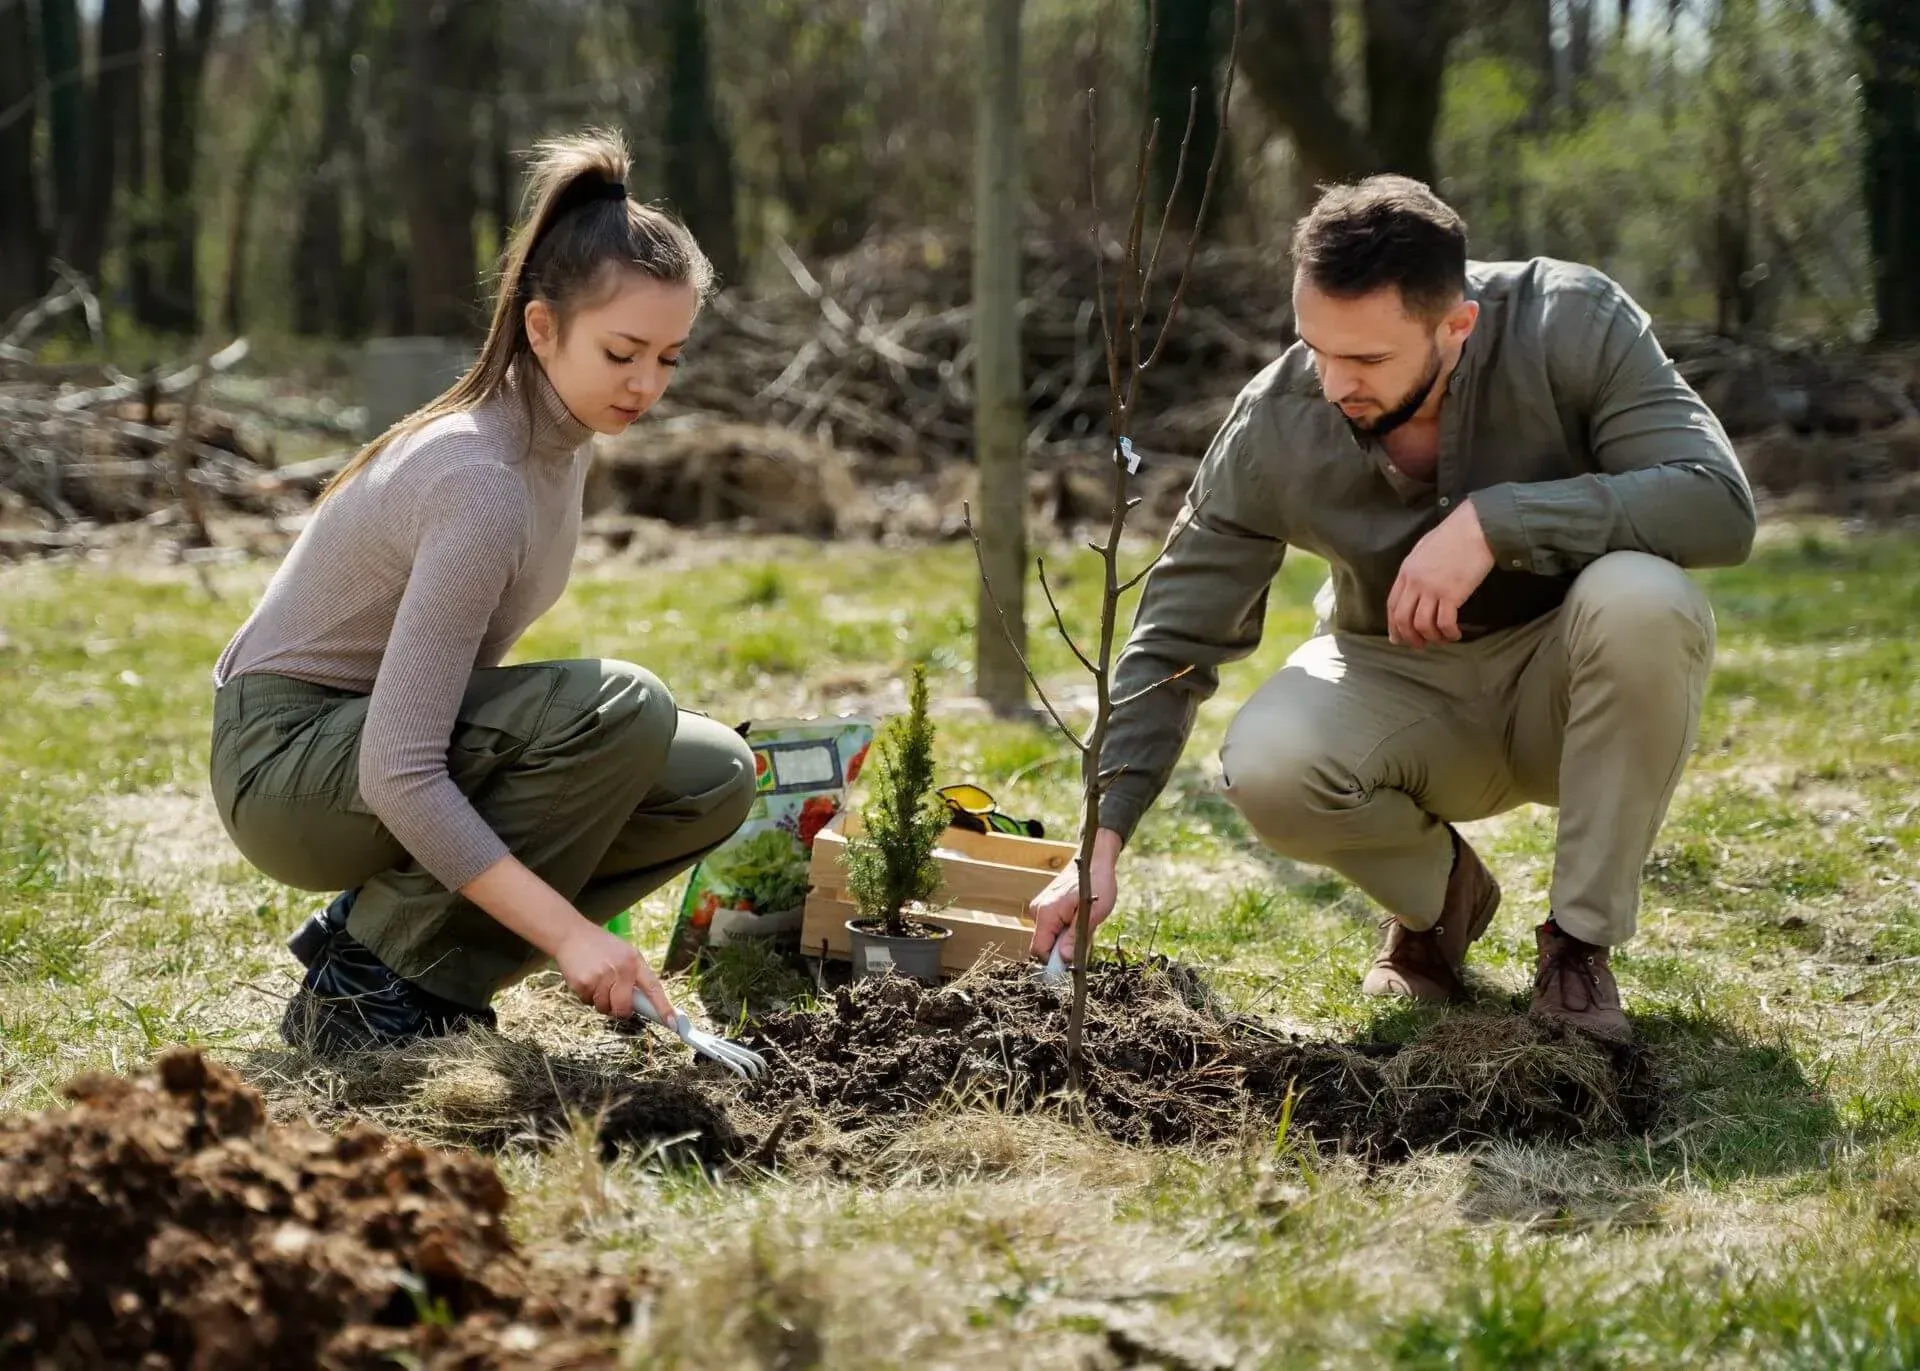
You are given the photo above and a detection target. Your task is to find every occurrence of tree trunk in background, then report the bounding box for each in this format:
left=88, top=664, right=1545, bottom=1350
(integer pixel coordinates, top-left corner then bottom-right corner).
left=973, top=0, right=1028, bottom=715
left=347, top=60, right=411, bottom=339
left=1359, top=0, right=1461, bottom=188
left=487, top=77, right=514, bottom=252
left=1242, top=0, right=1459, bottom=192
left=37, top=0, right=85, bottom=261
left=292, top=0, right=366, bottom=336
left=400, top=0, right=490, bottom=336
left=0, top=0, right=48, bottom=315
left=224, top=14, right=307, bottom=335
left=1567, top=0, right=1595, bottom=119
left=1525, top=0, right=1556, bottom=124
left=1146, top=0, right=1224, bottom=235
left=662, top=0, right=741, bottom=284
left=1707, top=0, right=1761, bottom=336
left=1850, top=0, right=1920, bottom=340
left=1241, top=0, right=1373, bottom=187
left=70, top=0, right=146, bottom=288
left=137, top=0, right=221, bottom=333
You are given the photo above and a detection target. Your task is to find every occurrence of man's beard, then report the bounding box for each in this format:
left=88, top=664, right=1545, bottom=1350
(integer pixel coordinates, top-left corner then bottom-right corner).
left=1341, top=344, right=1443, bottom=440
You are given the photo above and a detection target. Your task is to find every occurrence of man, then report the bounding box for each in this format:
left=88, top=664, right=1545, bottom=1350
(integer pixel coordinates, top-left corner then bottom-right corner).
left=1027, top=176, right=1755, bottom=1041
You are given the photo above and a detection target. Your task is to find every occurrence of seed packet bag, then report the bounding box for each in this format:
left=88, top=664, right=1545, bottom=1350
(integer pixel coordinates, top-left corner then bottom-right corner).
left=658, top=715, right=875, bottom=971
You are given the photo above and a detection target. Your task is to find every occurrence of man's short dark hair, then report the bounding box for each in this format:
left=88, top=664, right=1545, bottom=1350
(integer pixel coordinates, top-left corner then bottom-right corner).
left=1291, top=175, right=1468, bottom=320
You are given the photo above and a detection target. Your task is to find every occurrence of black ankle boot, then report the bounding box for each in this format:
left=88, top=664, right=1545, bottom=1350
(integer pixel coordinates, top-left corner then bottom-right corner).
left=281, top=921, right=497, bottom=1054
left=288, top=887, right=359, bottom=968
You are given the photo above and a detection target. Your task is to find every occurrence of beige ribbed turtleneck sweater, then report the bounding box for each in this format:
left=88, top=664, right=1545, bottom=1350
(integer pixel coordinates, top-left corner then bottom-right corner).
left=213, top=362, right=594, bottom=889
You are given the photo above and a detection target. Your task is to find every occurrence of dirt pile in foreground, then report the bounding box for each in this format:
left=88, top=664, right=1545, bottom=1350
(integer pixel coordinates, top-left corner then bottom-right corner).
left=737, top=960, right=1660, bottom=1159
left=0, top=1049, right=630, bottom=1369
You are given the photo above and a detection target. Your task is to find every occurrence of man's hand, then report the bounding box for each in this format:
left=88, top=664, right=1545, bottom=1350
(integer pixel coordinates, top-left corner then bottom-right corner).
left=1029, top=828, right=1124, bottom=961
left=554, top=922, right=675, bottom=1022
left=1387, top=498, right=1496, bottom=648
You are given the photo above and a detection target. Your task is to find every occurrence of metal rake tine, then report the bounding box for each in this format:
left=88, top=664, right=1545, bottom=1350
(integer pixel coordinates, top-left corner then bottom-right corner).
left=693, top=1031, right=767, bottom=1079
left=687, top=1035, right=751, bottom=1079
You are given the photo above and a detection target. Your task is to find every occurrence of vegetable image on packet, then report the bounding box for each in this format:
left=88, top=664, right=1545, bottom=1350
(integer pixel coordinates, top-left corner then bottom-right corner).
left=659, top=716, right=875, bottom=972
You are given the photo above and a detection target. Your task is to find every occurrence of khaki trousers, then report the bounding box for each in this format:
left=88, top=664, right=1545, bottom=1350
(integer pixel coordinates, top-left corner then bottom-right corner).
left=210, top=660, right=756, bottom=1008
left=1219, top=552, right=1715, bottom=946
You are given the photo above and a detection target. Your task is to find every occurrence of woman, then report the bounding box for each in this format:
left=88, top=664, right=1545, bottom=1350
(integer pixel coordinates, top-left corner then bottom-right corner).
left=210, top=130, right=755, bottom=1054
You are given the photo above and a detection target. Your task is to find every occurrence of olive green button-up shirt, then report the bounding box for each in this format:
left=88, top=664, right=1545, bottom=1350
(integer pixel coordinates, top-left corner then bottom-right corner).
left=1100, top=257, right=1757, bottom=842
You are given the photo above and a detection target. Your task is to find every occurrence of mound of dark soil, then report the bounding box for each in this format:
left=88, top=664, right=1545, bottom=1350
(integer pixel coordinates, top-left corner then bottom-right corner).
left=0, top=1049, right=630, bottom=1369
left=740, top=959, right=1660, bottom=1159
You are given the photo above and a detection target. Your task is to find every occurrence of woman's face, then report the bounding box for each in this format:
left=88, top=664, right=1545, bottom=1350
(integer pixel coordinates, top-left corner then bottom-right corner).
left=526, top=271, right=701, bottom=435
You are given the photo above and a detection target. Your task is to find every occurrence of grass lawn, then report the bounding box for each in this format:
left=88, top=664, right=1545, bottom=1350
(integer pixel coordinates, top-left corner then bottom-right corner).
left=3, top=520, right=1920, bottom=1367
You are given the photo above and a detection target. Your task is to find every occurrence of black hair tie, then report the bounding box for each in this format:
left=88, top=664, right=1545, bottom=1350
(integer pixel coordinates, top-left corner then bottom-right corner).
left=550, top=177, right=628, bottom=224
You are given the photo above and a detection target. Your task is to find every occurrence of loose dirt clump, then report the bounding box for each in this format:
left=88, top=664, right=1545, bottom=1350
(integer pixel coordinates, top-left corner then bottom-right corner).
left=0, top=1049, right=633, bottom=1369
left=742, top=959, right=1660, bottom=1159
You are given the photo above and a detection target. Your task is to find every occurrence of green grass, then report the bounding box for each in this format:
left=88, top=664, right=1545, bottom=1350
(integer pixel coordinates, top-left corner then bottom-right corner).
left=5, top=520, right=1920, bottom=1364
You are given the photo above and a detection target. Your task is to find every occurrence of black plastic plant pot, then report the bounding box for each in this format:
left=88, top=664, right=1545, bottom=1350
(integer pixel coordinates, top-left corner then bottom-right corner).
left=846, top=911, right=952, bottom=983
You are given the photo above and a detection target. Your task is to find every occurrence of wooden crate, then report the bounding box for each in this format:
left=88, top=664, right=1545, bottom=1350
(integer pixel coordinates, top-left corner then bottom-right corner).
left=801, top=811, right=1077, bottom=976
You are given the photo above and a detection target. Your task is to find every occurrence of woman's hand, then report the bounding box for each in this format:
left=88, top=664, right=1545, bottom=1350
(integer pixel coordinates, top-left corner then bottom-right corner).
left=461, top=854, right=675, bottom=1021
left=554, top=922, right=675, bottom=1022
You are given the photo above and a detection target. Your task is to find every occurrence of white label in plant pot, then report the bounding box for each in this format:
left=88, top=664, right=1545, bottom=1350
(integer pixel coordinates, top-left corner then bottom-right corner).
left=863, top=945, right=895, bottom=971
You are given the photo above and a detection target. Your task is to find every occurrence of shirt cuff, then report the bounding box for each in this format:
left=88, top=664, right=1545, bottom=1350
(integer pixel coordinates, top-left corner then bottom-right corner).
left=1097, top=789, right=1149, bottom=845
left=1471, top=484, right=1535, bottom=574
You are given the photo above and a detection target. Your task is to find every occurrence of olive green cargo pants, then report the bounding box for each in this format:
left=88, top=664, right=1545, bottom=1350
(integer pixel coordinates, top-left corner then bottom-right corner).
left=210, top=660, right=756, bottom=1009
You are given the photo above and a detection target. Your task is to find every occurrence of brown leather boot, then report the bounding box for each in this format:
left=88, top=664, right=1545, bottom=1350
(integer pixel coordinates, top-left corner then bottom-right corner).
left=1360, top=830, right=1501, bottom=1002
left=1530, top=920, right=1632, bottom=1041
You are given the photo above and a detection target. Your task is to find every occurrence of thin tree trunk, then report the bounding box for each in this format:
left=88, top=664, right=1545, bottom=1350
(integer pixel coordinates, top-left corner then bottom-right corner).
left=70, top=0, right=146, bottom=288
left=487, top=75, right=514, bottom=251
left=399, top=0, right=490, bottom=336
left=38, top=0, right=85, bottom=259
left=292, top=0, right=366, bottom=336
left=973, top=0, right=1028, bottom=715
left=0, top=0, right=48, bottom=315
left=1525, top=0, right=1555, bottom=127
left=1146, top=0, right=1224, bottom=234
left=346, top=72, right=409, bottom=337
left=1852, top=0, right=1920, bottom=339
left=224, top=17, right=307, bottom=335
left=661, top=0, right=741, bottom=284
left=1567, top=0, right=1595, bottom=119
left=139, top=0, right=222, bottom=333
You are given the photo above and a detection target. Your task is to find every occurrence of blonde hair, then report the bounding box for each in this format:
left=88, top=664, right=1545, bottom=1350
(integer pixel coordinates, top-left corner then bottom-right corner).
left=321, top=128, right=714, bottom=502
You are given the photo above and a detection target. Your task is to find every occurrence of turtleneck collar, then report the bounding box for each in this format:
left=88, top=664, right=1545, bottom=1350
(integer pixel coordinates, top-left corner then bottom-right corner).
left=495, top=357, right=594, bottom=464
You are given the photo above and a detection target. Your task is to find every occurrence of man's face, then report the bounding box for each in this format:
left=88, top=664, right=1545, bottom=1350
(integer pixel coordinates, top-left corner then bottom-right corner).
left=1293, top=279, right=1475, bottom=438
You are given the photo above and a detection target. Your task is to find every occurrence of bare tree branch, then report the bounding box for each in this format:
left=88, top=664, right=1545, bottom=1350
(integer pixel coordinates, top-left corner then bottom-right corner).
left=1143, top=0, right=1243, bottom=372
left=1110, top=665, right=1196, bottom=711
left=1086, top=95, right=1125, bottom=433
left=1037, top=557, right=1098, bottom=676
left=1116, top=481, right=1216, bottom=595
left=962, top=501, right=1089, bottom=752
left=1143, top=88, right=1201, bottom=290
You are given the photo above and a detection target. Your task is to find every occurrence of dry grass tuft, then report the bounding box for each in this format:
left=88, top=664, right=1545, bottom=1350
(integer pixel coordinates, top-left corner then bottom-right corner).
left=1457, top=1142, right=1665, bottom=1231
left=1378, top=1012, right=1657, bottom=1145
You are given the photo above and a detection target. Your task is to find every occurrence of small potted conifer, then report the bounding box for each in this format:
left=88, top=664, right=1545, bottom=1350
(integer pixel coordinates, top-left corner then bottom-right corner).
left=843, top=664, right=952, bottom=982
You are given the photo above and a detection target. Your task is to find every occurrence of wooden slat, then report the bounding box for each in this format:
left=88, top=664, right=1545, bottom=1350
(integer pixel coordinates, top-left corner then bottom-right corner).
left=831, top=811, right=1074, bottom=873
left=801, top=892, right=1035, bottom=974
left=800, top=811, right=1074, bottom=974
